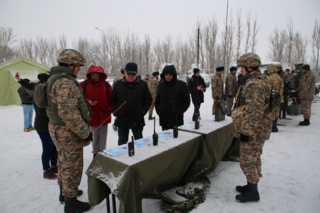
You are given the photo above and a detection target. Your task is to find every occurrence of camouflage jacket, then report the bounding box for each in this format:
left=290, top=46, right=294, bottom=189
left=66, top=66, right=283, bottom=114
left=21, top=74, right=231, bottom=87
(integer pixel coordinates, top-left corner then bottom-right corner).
left=148, top=76, right=158, bottom=100
left=267, top=73, right=284, bottom=103
left=211, top=73, right=223, bottom=99
left=225, top=73, right=237, bottom=97
left=298, top=70, right=316, bottom=100
left=238, top=71, right=273, bottom=142
left=49, top=78, right=90, bottom=140
left=278, top=71, right=290, bottom=82
left=144, top=77, right=150, bottom=83
left=112, top=74, right=124, bottom=89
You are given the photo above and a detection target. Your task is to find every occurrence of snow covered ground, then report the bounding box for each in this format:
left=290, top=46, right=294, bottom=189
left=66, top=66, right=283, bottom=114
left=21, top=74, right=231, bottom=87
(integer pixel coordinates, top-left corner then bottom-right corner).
left=0, top=90, right=320, bottom=213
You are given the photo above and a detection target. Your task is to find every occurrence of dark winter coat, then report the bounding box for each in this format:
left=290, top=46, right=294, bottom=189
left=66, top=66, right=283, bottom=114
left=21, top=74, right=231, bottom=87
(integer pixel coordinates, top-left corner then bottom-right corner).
left=155, top=67, right=190, bottom=129
left=79, top=65, right=112, bottom=127
left=17, top=80, right=34, bottom=105
left=33, top=82, right=50, bottom=132
left=110, top=76, right=152, bottom=129
left=188, top=75, right=206, bottom=104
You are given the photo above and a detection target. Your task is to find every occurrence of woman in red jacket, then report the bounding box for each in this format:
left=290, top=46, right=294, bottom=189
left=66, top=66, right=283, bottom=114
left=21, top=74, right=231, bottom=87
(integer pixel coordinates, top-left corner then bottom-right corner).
left=80, top=65, right=112, bottom=158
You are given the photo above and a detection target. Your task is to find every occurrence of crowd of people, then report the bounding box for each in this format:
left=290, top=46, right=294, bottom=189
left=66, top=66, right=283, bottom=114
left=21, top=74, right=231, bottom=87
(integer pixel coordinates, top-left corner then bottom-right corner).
left=14, top=48, right=317, bottom=212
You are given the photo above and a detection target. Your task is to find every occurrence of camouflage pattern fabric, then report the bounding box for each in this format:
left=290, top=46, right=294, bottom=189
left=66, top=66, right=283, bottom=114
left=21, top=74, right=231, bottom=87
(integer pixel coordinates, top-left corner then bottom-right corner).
left=238, top=71, right=273, bottom=142
left=226, top=96, right=234, bottom=115
left=240, top=140, right=265, bottom=184
left=112, top=74, right=124, bottom=89
left=48, top=77, right=91, bottom=197
left=278, top=71, right=290, bottom=81
left=266, top=64, right=284, bottom=120
left=57, top=49, right=86, bottom=66
left=237, top=53, right=261, bottom=67
left=211, top=73, right=223, bottom=114
left=298, top=70, right=316, bottom=100
left=301, top=99, right=312, bottom=119
left=148, top=76, right=158, bottom=116
left=225, top=73, right=237, bottom=115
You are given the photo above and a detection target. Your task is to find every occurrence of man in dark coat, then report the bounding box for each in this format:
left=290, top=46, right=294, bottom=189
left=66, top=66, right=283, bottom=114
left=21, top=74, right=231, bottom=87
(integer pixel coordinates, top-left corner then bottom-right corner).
left=110, top=62, right=152, bottom=145
left=155, top=65, right=190, bottom=131
left=188, top=68, right=206, bottom=121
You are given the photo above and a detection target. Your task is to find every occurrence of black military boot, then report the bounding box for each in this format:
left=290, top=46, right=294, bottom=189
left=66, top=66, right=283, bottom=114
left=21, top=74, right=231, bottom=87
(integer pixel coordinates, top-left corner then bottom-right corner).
left=59, top=185, right=83, bottom=204
left=272, top=120, right=278, bottom=132
left=282, top=111, right=286, bottom=119
left=235, top=182, right=249, bottom=194
left=64, top=197, right=92, bottom=213
left=236, top=182, right=260, bottom=203
left=299, top=119, right=310, bottom=126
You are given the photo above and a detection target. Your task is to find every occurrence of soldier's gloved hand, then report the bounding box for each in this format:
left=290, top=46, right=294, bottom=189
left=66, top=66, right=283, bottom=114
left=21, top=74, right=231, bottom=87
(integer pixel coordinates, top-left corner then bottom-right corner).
left=84, top=132, right=93, bottom=142
left=240, top=134, right=249, bottom=142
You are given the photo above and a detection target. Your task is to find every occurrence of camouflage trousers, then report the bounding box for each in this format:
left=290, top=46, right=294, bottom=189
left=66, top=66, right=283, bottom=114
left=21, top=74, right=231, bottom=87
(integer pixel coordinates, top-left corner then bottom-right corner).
left=271, top=104, right=280, bottom=120
left=226, top=97, right=234, bottom=115
left=239, top=140, right=265, bottom=184
left=301, top=99, right=312, bottom=119
left=212, top=100, right=216, bottom=115
left=149, top=100, right=155, bottom=116
left=49, top=124, right=84, bottom=197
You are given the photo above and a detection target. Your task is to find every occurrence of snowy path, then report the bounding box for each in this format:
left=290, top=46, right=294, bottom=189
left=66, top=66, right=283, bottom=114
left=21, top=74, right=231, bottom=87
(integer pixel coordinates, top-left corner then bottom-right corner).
left=0, top=92, right=319, bottom=213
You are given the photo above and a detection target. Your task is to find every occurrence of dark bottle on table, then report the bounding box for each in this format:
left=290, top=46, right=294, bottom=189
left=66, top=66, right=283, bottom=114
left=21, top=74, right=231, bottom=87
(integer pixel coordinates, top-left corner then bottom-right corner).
left=195, top=112, right=200, bottom=129
left=128, top=136, right=135, bottom=156
left=153, top=118, right=158, bottom=146
left=173, top=114, right=178, bottom=138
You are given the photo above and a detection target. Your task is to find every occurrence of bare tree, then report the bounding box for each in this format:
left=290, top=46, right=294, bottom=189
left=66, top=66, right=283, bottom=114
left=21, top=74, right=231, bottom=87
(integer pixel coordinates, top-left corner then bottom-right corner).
left=251, top=14, right=260, bottom=53
left=235, top=8, right=243, bottom=61
left=293, top=31, right=308, bottom=64
left=0, top=26, right=16, bottom=62
left=244, top=11, right=251, bottom=53
left=47, top=38, right=58, bottom=67
left=267, top=27, right=287, bottom=63
left=36, top=37, right=49, bottom=65
left=284, top=18, right=295, bottom=69
left=311, top=19, right=320, bottom=73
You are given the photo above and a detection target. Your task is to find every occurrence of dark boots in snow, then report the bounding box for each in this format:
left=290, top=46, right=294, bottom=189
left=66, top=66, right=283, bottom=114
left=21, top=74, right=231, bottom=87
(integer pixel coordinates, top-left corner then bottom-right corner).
left=235, top=182, right=248, bottom=194
left=236, top=182, right=260, bottom=203
left=59, top=185, right=83, bottom=204
left=64, top=197, right=92, bottom=213
left=299, top=119, right=310, bottom=126
left=43, top=168, right=57, bottom=180
left=272, top=120, right=278, bottom=132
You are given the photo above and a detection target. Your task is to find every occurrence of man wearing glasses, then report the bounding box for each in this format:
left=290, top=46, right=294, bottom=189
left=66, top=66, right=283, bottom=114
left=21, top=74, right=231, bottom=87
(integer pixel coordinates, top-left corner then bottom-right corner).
left=110, top=62, right=152, bottom=145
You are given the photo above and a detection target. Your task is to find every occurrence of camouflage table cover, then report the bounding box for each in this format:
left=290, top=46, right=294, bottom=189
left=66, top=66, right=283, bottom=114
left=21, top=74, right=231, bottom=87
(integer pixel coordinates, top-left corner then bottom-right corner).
left=86, top=131, right=211, bottom=213
left=178, top=117, right=240, bottom=172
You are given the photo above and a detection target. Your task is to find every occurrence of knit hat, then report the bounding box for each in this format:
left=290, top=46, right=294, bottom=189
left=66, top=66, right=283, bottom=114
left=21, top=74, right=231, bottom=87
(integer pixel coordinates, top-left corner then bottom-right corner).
left=193, top=68, right=200, bottom=75
left=216, top=65, right=224, bottom=72
left=152, top=71, right=159, bottom=76
left=146, top=73, right=150, bottom=77
left=24, top=78, right=30, bottom=83
left=302, top=64, right=310, bottom=71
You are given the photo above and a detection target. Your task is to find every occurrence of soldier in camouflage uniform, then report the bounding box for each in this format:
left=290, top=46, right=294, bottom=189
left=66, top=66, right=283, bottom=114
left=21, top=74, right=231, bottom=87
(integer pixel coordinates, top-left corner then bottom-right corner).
left=148, top=71, right=159, bottom=120
left=232, top=53, right=272, bottom=203
left=261, top=70, right=268, bottom=80
left=112, top=68, right=125, bottom=131
left=225, top=66, right=237, bottom=116
left=276, top=64, right=290, bottom=118
left=144, top=73, right=150, bottom=83
left=285, top=68, right=291, bottom=77
left=298, top=64, right=316, bottom=126
left=267, top=64, right=284, bottom=132
left=211, top=66, right=224, bottom=114
left=47, top=49, right=93, bottom=213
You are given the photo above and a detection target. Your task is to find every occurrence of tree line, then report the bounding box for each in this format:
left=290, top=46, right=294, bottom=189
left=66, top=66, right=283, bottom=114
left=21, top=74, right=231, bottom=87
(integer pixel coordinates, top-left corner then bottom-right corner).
left=1, top=9, right=319, bottom=79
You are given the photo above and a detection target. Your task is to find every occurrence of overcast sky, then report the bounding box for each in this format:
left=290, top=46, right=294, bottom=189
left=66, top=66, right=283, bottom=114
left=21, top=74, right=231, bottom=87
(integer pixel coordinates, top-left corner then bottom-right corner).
left=1, top=0, right=320, bottom=63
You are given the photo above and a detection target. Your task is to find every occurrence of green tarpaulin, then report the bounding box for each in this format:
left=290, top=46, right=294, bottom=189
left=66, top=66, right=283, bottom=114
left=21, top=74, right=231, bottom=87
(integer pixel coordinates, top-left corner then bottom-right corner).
left=0, top=56, right=49, bottom=106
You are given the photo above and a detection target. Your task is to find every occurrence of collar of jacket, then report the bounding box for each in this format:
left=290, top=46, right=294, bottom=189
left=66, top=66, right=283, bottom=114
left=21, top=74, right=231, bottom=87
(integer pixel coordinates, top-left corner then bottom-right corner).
left=303, top=70, right=310, bottom=75
left=243, top=70, right=260, bottom=80
left=122, top=76, right=140, bottom=87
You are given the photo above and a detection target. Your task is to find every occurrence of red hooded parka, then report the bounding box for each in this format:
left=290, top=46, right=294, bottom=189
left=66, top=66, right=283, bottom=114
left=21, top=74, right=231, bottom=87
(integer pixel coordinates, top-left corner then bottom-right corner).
left=80, top=65, right=112, bottom=127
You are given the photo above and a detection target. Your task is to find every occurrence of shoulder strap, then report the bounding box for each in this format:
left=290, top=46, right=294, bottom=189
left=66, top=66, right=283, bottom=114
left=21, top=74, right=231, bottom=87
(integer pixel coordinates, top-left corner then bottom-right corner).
left=83, top=79, right=88, bottom=94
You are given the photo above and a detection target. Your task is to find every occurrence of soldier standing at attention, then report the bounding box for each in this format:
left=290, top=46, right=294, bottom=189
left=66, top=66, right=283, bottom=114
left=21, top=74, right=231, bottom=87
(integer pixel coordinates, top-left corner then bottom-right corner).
left=148, top=71, right=159, bottom=120
left=111, top=68, right=125, bottom=131
left=225, top=66, right=237, bottom=116
left=211, top=65, right=224, bottom=114
left=47, top=49, right=93, bottom=212
left=266, top=64, right=284, bottom=132
left=233, top=53, right=273, bottom=203
left=298, top=64, right=316, bottom=126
